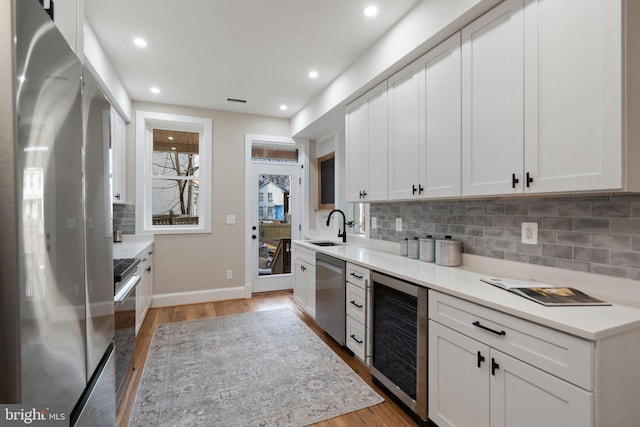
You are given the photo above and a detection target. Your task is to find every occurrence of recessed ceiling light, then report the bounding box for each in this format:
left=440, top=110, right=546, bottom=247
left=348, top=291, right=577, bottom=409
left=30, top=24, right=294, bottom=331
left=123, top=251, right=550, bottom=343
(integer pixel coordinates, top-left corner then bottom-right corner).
left=279, top=104, right=288, bottom=111
left=133, top=37, right=147, bottom=48
left=363, top=5, right=378, bottom=17
left=150, top=86, right=160, bottom=94
left=168, top=136, right=174, bottom=140
left=308, top=70, right=319, bottom=79
left=171, top=147, right=177, bottom=151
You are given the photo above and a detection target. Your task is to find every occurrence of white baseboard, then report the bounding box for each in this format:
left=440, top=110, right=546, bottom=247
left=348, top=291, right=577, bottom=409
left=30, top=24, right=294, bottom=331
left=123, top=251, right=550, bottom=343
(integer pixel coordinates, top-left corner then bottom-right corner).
left=151, top=286, right=248, bottom=308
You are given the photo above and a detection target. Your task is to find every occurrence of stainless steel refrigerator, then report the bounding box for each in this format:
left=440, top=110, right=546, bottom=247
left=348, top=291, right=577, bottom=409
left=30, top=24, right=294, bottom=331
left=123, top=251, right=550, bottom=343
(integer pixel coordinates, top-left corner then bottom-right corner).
left=0, top=0, right=116, bottom=425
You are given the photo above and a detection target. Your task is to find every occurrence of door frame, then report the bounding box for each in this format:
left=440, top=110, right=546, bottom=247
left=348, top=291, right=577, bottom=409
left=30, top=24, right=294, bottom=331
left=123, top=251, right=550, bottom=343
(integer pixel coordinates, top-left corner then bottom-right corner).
left=244, top=134, right=306, bottom=296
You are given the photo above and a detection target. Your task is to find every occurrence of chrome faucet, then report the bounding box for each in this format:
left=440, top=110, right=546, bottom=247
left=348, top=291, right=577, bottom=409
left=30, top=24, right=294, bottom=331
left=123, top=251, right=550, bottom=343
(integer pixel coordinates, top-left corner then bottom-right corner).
left=326, top=209, right=347, bottom=243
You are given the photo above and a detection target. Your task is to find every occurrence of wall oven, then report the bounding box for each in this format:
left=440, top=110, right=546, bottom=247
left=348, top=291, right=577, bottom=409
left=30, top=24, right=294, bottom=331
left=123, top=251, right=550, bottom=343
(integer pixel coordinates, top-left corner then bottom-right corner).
left=113, top=258, right=140, bottom=407
left=370, top=271, right=428, bottom=424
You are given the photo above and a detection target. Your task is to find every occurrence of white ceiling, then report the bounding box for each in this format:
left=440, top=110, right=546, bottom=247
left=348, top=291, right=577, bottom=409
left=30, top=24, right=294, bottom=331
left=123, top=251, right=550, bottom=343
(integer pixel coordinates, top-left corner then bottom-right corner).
left=85, top=0, right=420, bottom=119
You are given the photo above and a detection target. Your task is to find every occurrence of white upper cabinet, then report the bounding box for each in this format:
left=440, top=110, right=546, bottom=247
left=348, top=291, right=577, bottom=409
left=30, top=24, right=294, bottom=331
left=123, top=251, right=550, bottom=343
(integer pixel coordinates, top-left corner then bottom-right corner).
left=111, top=109, right=127, bottom=204
left=523, top=0, right=623, bottom=193
left=420, top=33, right=462, bottom=198
left=387, top=61, right=422, bottom=200
left=463, top=0, right=635, bottom=196
left=345, top=81, right=388, bottom=202
left=461, top=0, right=525, bottom=197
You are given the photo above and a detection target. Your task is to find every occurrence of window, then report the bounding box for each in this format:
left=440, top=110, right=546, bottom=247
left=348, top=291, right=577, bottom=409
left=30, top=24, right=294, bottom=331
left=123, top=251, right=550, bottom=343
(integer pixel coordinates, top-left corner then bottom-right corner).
left=259, top=193, right=264, bottom=202
left=136, top=111, right=212, bottom=234
left=267, top=192, right=273, bottom=202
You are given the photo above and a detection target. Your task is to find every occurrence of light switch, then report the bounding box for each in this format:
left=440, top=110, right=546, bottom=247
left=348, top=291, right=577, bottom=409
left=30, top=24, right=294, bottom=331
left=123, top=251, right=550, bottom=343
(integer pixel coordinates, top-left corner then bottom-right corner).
left=226, top=215, right=236, bottom=225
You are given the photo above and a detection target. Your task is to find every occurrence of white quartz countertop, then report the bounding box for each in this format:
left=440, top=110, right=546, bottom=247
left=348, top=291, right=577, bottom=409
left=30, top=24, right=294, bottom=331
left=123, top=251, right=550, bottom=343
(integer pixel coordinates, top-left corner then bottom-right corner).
left=113, top=234, right=154, bottom=260
left=294, top=240, right=640, bottom=341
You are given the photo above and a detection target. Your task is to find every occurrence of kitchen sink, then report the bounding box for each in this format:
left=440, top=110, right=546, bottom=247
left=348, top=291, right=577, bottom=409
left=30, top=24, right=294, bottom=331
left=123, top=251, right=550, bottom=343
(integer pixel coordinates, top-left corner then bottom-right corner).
left=308, top=241, right=345, bottom=247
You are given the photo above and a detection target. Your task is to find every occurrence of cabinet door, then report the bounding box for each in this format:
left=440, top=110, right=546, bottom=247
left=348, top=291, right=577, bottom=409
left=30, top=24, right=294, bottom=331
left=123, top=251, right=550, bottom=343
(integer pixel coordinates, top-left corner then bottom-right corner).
left=420, top=33, right=462, bottom=198
left=388, top=61, right=422, bottom=200
left=523, top=0, right=622, bottom=193
left=111, top=110, right=127, bottom=203
left=490, top=349, right=593, bottom=427
left=293, top=259, right=306, bottom=307
left=366, top=82, right=388, bottom=201
left=345, top=97, right=369, bottom=202
left=345, top=82, right=388, bottom=202
left=429, top=321, right=490, bottom=427
left=305, top=264, right=316, bottom=318
left=461, top=0, right=524, bottom=196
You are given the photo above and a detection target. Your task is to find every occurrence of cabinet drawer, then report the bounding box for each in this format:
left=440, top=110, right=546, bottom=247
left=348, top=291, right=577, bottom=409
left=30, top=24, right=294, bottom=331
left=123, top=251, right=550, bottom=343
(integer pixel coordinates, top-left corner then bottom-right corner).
left=346, top=262, right=369, bottom=288
left=346, top=282, right=366, bottom=324
left=346, top=315, right=366, bottom=361
left=429, top=290, right=594, bottom=390
left=293, top=245, right=316, bottom=265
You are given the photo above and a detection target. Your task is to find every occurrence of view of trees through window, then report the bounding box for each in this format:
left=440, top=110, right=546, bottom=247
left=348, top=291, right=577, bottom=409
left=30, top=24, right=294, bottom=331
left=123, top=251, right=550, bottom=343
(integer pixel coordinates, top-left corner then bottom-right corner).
left=152, top=129, right=200, bottom=225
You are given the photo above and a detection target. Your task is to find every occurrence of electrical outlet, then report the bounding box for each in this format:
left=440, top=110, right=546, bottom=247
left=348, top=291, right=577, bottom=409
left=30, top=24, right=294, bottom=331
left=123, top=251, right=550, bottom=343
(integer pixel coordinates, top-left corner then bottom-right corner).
left=396, top=218, right=402, bottom=232
left=226, top=270, right=233, bottom=280
left=371, top=217, right=377, bottom=229
left=521, top=222, right=538, bottom=245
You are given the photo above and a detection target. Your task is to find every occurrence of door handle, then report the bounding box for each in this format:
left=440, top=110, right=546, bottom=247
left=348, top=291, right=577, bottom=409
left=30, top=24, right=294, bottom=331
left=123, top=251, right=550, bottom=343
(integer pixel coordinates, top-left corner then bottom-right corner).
left=491, top=358, right=500, bottom=376
left=477, top=351, right=485, bottom=368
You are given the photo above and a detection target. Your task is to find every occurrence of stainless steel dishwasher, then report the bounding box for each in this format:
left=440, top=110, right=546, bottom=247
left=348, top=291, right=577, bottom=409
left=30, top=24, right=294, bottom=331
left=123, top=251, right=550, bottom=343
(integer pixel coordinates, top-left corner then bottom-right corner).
left=315, top=253, right=346, bottom=345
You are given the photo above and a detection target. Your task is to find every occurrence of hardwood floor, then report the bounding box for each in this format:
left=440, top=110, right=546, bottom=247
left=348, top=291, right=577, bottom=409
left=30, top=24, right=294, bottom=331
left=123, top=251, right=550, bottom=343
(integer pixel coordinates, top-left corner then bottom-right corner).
left=116, top=290, right=418, bottom=427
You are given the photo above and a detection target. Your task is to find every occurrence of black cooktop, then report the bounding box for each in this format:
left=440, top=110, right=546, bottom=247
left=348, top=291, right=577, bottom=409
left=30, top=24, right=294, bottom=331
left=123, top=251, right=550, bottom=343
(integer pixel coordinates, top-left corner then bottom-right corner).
left=113, top=258, right=139, bottom=286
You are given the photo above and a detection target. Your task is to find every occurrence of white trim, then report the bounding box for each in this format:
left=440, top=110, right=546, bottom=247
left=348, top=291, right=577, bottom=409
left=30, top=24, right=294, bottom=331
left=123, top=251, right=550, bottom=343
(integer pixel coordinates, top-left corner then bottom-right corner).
left=135, top=110, right=212, bottom=235
left=150, top=286, right=247, bottom=308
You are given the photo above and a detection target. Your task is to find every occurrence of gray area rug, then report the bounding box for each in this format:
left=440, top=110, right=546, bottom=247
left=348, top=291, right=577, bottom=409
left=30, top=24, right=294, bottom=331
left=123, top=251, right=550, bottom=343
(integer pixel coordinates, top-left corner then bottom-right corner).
left=128, top=308, right=383, bottom=426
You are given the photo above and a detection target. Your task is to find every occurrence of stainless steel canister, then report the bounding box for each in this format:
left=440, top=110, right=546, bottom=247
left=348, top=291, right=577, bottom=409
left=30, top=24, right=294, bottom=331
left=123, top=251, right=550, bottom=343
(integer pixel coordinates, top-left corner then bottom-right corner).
left=419, top=235, right=435, bottom=262
left=400, top=238, right=408, bottom=256
left=408, top=237, right=419, bottom=259
left=435, top=236, right=462, bottom=266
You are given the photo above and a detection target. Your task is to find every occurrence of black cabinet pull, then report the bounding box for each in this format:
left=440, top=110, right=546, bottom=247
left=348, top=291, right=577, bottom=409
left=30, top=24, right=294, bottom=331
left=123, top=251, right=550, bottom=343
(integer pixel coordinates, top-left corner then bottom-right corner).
left=146, top=267, right=151, bottom=273
left=491, top=358, right=500, bottom=376
left=477, top=351, right=485, bottom=368
left=350, top=272, right=363, bottom=279
left=359, top=191, right=363, bottom=198
left=252, top=234, right=257, bottom=240
left=412, top=184, right=418, bottom=195
left=301, top=265, right=306, bottom=272
left=350, top=300, right=363, bottom=309
left=350, top=334, right=363, bottom=344
left=526, top=172, right=534, bottom=187
left=362, top=190, right=367, bottom=198
left=418, top=184, right=424, bottom=194
left=511, top=173, right=519, bottom=189
left=473, top=321, right=506, bottom=336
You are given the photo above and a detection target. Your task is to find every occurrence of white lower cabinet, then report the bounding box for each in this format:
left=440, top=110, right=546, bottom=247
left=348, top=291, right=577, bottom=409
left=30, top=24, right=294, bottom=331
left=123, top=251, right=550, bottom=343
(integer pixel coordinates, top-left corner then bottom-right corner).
left=345, top=263, right=371, bottom=365
left=429, top=320, right=592, bottom=427
left=428, top=290, right=594, bottom=427
left=135, top=243, right=154, bottom=335
left=293, top=245, right=316, bottom=318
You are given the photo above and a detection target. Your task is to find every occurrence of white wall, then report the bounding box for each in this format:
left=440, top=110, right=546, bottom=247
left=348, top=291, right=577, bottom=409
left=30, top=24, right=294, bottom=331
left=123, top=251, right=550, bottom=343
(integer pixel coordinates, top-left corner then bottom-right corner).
left=130, top=102, right=290, bottom=297
left=291, top=0, right=502, bottom=139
